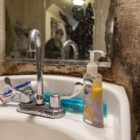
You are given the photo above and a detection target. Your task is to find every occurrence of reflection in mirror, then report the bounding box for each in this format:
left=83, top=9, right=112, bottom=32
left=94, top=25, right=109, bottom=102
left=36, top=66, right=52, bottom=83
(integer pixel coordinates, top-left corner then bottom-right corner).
left=45, top=0, right=94, bottom=60
left=5, top=0, right=45, bottom=59
left=5, top=0, right=115, bottom=64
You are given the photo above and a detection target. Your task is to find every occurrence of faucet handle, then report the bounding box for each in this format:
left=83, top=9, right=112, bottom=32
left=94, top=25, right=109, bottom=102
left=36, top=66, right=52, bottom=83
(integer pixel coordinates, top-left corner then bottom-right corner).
left=49, top=94, right=61, bottom=108
left=4, top=77, right=33, bottom=104
left=21, top=89, right=33, bottom=104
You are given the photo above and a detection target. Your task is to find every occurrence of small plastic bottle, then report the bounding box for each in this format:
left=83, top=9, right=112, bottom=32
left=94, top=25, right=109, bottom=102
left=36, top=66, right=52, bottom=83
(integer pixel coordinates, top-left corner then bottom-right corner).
left=83, top=50, right=103, bottom=127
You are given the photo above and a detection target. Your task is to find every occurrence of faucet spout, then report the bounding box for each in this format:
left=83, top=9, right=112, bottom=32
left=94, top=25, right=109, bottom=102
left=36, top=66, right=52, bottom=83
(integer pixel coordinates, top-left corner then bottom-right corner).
left=29, top=29, right=44, bottom=105
left=61, top=40, right=79, bottom=60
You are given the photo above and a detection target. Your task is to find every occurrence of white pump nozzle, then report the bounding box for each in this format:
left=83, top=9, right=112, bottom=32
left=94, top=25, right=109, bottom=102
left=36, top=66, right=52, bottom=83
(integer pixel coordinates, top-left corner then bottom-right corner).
left=89, top=50, right=95, bottom=63
left=87, top=50, right=106, bottom=74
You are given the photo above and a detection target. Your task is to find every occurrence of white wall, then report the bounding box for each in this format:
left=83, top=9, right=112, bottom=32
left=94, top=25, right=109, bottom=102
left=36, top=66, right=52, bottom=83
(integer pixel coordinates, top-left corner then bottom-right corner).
left=45, top=4, right=68, bottom=43
left=6, top=0, right=45, bottom=41
left=94, top=0, right=110, bottom=52
left=24, top=0, right=45, bottom=39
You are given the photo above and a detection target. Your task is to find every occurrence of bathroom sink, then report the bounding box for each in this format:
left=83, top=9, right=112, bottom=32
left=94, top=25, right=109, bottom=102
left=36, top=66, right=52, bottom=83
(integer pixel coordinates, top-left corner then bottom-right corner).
left=0, top=75, right=131, bottom=140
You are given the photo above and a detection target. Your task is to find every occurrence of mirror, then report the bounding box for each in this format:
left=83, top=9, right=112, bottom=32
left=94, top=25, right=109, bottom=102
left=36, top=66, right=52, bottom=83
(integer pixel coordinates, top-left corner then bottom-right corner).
left=5, top=0, right=115, bottom=65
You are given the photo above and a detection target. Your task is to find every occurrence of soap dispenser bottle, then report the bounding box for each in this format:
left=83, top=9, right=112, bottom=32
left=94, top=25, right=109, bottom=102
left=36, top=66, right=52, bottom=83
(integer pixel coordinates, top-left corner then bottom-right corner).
left=83, top=50, right=104, bottom=127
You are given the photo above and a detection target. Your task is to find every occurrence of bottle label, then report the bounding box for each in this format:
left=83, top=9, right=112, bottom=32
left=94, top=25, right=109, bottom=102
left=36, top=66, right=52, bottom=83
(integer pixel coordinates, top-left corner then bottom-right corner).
left=83, top=78, right=103, bottom=125
left=83, top=78, right=93, bottom=95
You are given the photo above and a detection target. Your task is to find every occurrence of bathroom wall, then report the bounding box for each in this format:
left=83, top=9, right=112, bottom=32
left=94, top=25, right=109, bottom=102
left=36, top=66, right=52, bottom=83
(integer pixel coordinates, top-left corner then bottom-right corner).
left=5, top=0, right=24, bottom=25
left=23, top=0, right=45, bottom=39
left=112, top=0, right=140, bottom=139
left=5, top=0, right=45, bottom=45
left=94, top=0, right=110, bottom=52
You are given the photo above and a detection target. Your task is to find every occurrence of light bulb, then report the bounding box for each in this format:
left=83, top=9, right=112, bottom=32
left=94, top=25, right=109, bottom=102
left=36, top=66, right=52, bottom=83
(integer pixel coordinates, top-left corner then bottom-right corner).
left=73, top=0, right=84, bottom=6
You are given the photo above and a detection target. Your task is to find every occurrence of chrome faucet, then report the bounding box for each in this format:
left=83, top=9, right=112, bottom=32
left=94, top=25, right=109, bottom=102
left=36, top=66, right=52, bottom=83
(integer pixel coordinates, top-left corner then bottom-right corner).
left=16, top=29, right=65, bottom=118
left=7, top=29, right=83, bottom=119
left=61, top=40, right=79, bottom=60
left=28, top=29, right=44, bottom=105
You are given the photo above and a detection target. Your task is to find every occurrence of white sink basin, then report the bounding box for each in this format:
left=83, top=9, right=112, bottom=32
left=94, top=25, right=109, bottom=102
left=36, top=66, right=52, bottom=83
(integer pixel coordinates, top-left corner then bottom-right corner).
left=0, top=75, right=131, bottom=140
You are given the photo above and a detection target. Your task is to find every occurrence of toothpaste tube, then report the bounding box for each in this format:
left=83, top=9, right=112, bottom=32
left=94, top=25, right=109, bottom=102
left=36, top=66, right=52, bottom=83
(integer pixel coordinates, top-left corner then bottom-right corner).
left=0, top=81, right=36, bottom=103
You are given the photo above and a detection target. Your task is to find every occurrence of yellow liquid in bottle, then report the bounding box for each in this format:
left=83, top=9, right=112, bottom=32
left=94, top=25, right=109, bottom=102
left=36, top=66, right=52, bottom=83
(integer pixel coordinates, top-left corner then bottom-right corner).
left=83, top=73, right=103, bottom=127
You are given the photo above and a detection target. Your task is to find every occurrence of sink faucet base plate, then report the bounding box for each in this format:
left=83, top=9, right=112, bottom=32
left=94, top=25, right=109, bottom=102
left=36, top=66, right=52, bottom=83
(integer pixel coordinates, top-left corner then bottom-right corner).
left=17, top=102, right=65, bottom=119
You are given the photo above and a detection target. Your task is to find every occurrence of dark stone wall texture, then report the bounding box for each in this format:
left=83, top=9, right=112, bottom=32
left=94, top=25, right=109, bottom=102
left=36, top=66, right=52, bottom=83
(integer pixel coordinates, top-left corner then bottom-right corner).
left=113, top=0, right=140, bottom=139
